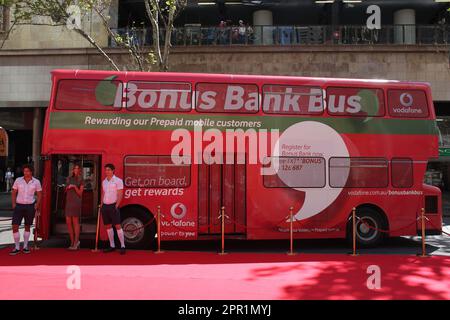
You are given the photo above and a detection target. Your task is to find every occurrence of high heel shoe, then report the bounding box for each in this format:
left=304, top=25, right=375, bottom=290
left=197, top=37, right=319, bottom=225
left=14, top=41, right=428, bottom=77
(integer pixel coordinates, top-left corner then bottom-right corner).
left=69, top=241, right=80, bottom=251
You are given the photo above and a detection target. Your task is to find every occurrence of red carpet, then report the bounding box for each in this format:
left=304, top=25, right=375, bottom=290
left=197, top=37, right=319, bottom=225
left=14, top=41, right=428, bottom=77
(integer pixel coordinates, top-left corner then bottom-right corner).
left=0, top=248, right=449, bottom=300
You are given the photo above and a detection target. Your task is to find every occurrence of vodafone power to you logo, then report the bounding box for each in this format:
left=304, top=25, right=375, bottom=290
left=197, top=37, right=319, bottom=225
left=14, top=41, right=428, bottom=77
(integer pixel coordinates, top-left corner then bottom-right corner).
left=167, top=203, right=196, bottom=237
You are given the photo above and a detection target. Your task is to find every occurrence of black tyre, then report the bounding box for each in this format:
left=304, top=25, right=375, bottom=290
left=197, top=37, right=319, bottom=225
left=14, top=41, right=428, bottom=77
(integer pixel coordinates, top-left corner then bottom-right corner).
left=347, top=207, right=386, bottom=248
left=121, top=207, right=156, bottom=249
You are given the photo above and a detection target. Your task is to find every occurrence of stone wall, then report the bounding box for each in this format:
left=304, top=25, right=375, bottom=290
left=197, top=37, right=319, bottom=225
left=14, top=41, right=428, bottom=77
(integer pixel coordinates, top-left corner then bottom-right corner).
left=0, top=1, right=119, bottom=50
left=168, top=46, right=450, bottom=102
left=0, top=45, right=449, bottom=108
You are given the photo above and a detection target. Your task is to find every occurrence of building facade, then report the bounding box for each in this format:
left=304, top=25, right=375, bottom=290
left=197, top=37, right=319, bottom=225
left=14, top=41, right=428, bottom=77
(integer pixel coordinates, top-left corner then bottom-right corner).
left=1, top=0, right=450, bottom=208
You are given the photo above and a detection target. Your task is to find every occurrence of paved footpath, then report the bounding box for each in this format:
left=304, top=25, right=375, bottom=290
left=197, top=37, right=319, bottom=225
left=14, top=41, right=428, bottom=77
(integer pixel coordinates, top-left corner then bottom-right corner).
left=0, top=192, right=35, bottom=248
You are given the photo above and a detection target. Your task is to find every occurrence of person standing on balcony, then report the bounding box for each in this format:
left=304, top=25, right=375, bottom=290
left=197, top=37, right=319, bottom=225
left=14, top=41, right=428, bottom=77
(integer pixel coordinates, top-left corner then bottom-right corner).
left=238, top=20, right=246, bottom=44
left=246, top=23, right=254, bottom=44
left=218, top=20, right=228, bottom=44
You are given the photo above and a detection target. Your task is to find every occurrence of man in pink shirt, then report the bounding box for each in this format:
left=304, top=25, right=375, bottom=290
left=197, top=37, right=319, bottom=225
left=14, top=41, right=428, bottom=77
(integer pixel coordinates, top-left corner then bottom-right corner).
left=10, top=164, right=42, bottom=255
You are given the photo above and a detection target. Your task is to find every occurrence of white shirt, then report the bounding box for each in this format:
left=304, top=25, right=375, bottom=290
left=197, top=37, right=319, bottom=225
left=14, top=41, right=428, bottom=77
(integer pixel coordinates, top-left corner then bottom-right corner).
left=13, top=177, right=42, bottom=205
left=102, top=175, right=124, bottom=205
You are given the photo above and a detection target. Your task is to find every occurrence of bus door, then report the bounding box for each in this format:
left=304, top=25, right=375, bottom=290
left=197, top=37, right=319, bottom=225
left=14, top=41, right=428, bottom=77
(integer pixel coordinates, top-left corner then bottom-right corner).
left=198, top=154, right=246, bottom=235
left=51, top=154, right=101, bottom=236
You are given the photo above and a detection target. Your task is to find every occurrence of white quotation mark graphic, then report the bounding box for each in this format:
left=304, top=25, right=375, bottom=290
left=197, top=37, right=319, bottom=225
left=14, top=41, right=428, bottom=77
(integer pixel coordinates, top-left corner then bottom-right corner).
left=366, top=5, right=381, bottom=30
left=66, top=5, right=82, bottom=30
left=66, top=265, right=81, bottom=290
left=366, top=265, right=381, bottom=290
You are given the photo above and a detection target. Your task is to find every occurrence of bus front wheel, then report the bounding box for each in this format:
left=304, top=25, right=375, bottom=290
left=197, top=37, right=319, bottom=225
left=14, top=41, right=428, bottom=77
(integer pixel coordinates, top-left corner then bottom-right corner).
left=121, top=207, right=156, bottom=250
left=347, top=207, right=386, bottom=248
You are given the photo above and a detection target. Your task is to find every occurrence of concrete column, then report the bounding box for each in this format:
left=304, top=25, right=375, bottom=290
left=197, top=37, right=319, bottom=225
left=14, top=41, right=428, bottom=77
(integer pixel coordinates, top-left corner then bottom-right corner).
left=108, top=0, right=119, bottom=29
left=394, top=9, right=416, bottom=44
left=331, top=0, right=342, bottom=28
left=253, top=10, right=273, bottom=45
left=331, top=1, right=343, bottom=44
left=104, top=0, right=120, bottom=47
left=32, top=108, right=43, bottom=178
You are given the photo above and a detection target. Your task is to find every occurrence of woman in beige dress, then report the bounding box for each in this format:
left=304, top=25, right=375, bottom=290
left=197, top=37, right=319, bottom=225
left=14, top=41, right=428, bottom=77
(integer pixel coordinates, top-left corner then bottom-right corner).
left=65, top=164, right=84, bottom=250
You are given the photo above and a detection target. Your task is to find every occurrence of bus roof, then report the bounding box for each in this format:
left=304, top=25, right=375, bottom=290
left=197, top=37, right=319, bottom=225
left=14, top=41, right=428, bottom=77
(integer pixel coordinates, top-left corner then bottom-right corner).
left=50, top=69, right=430, bottom=89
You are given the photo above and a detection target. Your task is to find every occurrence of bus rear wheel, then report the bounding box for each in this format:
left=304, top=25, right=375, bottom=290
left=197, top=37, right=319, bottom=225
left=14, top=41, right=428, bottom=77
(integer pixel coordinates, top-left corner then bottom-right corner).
left=121, top=207, right=156, bottom=250
left=347, top=207, right=386, bottom=248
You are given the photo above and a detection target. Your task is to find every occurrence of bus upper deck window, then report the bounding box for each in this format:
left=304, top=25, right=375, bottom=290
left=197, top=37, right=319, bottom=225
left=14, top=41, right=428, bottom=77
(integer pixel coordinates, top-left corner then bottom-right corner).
left=195, top=82, right=259, bottom=113
left=388, top=89, right=429, bottom=118
left=262, top=85, right=323, bottom=115
left=326, top=87, right=385, bottom=117
left=55, top=79, right=123, bottom=110
left=126, top=82, right=192, bottom=112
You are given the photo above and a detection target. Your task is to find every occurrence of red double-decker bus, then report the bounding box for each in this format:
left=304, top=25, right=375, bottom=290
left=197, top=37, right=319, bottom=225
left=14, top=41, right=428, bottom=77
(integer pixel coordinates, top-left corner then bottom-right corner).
left=39, top=69, right=442, bottom=248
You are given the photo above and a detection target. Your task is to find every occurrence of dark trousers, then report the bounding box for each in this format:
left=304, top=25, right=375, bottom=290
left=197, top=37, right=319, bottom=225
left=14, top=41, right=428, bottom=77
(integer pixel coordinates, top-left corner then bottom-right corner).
left=101, top=203, right=121, bottom=225
left=12, top=204, right=35, bottom=226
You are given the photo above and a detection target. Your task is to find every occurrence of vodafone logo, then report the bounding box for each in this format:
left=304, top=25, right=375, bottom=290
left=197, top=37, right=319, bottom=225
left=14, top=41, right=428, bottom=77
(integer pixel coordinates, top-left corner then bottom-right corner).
left=390, top=90, right=427, bottom=116
left=400, top=93, right=414, bottom=107
left=170, top=203, right=187, bottom=220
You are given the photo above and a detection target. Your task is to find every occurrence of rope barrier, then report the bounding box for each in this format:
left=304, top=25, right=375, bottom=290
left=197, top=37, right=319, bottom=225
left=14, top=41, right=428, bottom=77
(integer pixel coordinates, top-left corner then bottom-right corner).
left=124, top=215, right=156, bottom=233
left=356, top=217, right=418, bottom=234
left=136, top=205, right=450, bottom=258
left=439, top=228, right=450, bottom=237
left=1, top=202, right=447, bottom=259
left=17, top=202, right=449, bottom=256
left=355, top=214, right=448, bottom=236
left=427, top=220, right=450, bottom=237
left=216, top=215, right=294, bottom=232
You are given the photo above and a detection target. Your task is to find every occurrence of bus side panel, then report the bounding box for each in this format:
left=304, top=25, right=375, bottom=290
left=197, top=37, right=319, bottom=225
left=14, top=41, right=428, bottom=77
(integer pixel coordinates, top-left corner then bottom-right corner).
left=245, top=132, right=434, bottom=240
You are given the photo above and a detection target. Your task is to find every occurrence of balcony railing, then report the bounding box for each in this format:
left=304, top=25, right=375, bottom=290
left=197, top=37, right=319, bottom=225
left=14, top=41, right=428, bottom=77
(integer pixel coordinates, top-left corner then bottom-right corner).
left=109, top=24, right=450, bottom=47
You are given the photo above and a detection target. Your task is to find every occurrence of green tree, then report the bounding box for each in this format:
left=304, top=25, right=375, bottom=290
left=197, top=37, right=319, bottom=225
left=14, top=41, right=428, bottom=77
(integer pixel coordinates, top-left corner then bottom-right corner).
left=0, top=0, right=186, bottom=71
